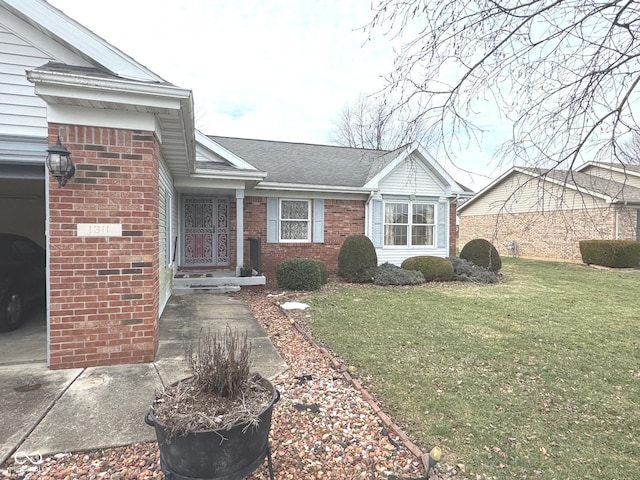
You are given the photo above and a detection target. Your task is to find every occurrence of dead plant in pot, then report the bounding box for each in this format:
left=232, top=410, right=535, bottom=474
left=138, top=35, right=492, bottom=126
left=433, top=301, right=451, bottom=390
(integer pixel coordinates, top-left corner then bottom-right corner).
left=145, top=327, right=280, bottom=480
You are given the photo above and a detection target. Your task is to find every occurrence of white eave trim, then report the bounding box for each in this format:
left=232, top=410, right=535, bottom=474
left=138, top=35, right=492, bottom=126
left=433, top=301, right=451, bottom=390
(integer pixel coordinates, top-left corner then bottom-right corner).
left=190, top=170, right=267, bottom=182
left=254, top=182, right=374, bottom=195
left=26, top=69, right=192, bottom=109
left=195, top=131, right=259, bottom=171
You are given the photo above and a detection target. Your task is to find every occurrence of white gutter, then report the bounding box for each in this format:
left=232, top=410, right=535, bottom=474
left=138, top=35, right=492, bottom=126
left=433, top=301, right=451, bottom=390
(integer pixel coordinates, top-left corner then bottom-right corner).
left=27, top=69, right=192, bottom=104
left=364, top=190, right=376, bottom=239
left=254, top=182, right=372, bottom=195
left=190, top=170, right=267, bottom=181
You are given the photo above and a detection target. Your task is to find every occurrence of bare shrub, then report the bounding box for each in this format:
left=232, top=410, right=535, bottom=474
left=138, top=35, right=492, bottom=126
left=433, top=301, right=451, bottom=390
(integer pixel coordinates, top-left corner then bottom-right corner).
left=186, top=327, right=251, bottom=398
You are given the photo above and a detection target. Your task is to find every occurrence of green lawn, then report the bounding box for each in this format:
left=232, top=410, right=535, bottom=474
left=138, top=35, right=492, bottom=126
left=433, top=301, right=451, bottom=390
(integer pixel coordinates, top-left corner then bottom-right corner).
left=303, top=258, right=640, bottom=479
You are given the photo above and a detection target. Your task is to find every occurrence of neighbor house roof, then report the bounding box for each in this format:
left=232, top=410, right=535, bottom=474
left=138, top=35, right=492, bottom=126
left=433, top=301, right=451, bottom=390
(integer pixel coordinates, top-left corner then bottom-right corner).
left=459, top=166, right=640, bottom=213
left=577, top=161, right=640, bottom=176
left=209, top=136, right=403, bottom=189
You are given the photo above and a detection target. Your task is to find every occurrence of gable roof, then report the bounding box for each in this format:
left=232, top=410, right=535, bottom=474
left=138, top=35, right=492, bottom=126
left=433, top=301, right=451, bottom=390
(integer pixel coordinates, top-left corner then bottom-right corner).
left=210, top=136, right=401, bottom=190
left=209, top=136, right=465, bottom=195
left=576, top=161, right=640, bottom=176
left=1, top=0, right=165, bottom=83
left=3, top=0, right=197, bottom=177
left=458, top=166, right=640, bottom=213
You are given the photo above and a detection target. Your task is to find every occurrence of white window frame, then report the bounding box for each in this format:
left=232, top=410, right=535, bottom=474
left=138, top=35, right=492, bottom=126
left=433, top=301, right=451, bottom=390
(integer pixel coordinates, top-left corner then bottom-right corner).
left=279, top=199, right=311, bottom=243
left=383, top=201, right=435, bottom=247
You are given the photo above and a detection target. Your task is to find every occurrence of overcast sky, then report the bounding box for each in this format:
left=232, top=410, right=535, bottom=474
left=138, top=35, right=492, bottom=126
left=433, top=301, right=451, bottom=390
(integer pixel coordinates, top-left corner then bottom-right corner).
left=48, top=0, right=507, bottom=190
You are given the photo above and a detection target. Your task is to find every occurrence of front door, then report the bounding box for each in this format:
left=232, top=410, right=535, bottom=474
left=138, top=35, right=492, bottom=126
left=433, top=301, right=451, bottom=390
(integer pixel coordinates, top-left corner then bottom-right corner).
left=182, top=197, right=229, bottom=266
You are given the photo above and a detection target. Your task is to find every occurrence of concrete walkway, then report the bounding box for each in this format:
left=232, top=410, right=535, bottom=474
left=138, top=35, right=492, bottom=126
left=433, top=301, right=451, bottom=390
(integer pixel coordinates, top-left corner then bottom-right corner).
left=0, top=294, right=287, bottom=466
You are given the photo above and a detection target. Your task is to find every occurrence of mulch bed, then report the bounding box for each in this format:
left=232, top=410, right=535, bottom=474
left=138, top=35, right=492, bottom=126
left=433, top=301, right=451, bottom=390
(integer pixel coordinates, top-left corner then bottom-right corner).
left=1, top=291, right=461, bottom=480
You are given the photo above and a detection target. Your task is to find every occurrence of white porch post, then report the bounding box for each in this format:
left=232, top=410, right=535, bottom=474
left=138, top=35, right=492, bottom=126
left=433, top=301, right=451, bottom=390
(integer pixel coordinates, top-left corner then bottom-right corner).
left=235, top=189, right=244, bottom=276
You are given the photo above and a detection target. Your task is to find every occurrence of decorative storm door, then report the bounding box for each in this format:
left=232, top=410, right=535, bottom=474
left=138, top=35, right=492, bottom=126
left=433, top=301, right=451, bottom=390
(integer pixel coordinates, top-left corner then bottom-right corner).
left=183, top=197, right=229, bottom=266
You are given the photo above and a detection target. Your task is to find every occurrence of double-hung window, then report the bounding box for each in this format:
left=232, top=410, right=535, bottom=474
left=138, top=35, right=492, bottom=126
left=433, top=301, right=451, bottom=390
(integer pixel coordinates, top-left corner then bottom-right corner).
left=279, top=199, right=311, bottom=242
left=384, top=201, right=435, bottom=246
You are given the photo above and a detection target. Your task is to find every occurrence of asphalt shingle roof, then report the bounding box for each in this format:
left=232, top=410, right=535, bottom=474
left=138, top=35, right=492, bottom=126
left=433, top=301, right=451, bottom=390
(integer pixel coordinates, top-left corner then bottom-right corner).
left=521, top=167, right=640, bottom=203
left=209, top=136, right=404, bottom=188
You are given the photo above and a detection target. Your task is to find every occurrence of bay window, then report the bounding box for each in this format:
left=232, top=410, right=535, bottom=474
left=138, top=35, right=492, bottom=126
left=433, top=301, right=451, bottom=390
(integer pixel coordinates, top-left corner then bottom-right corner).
left=384, top=201, right=435, bottom=246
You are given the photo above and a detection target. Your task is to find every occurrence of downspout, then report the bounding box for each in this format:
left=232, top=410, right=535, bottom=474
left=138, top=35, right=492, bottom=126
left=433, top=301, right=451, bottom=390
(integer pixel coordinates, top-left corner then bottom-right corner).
left=365, top=190, right=375, bottom=237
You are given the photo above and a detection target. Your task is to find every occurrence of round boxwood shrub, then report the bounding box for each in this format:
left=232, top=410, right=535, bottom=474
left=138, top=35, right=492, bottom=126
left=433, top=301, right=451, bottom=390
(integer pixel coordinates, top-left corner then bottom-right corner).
left=308, top=258, right=328, bottom=284
left=276, top=258, right=322, bottom=291
left=401, top=256, right=453, bottom=282
left=372, top=262, right=425, bottom=286
left=338, top=234, right=378, bottom=283
left=459, top=238, right=502, bottom=272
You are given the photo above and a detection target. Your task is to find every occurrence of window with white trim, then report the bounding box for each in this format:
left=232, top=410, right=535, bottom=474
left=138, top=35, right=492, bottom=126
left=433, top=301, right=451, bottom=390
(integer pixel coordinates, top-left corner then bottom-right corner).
left=279, top=199, right=311, bottom=242
left=384, top=201, right=435, bottom=246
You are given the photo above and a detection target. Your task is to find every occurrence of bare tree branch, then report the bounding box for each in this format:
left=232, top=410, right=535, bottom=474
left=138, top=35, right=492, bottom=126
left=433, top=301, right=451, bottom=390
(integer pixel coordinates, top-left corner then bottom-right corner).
left=368, top=0, right=640, bottom=170
left=331, top=92, right=433, bottom=149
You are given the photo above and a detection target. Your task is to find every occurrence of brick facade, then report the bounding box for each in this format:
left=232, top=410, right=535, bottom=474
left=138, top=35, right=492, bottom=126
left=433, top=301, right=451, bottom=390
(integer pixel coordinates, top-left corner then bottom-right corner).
left=243, top=197, right=365, bottom=277
left=48, top=124, right=160, bottom=369
left=449, top=202, right=457, bottom=256
left=459, top=206, right=638, bottom=260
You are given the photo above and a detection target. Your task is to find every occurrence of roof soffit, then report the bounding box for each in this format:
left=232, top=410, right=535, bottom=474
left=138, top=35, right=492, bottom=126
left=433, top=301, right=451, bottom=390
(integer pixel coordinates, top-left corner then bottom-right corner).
left=27, top=67, right=196, bottom=177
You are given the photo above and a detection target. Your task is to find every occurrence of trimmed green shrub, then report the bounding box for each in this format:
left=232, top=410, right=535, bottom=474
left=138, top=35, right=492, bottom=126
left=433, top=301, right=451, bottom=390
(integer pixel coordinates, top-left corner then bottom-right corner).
left=308, top=258, right=328, bottom=284
left=401, top=256, right=453, bottom=282
left=459, top=238, right=502, bottom=272
left=276, top=258, right=322, bottom=291
left=579, top=240, right=640, bottom=268
left=372, top=262, right=425, bottom=286
left=338, top=234, right=378, bottom=283
left=449, top=256, right=500, bottom=283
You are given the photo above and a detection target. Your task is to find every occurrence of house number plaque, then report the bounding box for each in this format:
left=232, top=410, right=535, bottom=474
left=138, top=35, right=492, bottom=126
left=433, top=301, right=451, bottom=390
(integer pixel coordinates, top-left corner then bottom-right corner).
left=77, top=223, right=123, bottom=237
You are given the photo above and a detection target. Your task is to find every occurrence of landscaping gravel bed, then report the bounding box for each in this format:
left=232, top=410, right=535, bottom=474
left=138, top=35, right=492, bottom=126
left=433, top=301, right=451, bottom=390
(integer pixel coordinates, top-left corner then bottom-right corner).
left=2, top=291, right=458, bottom=480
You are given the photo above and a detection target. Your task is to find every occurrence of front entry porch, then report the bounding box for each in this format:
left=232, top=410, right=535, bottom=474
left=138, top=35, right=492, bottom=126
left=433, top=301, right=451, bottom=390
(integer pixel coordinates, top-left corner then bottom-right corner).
left=173, top=189, right=266, bottom=295
left=173, top=269, right=266, bottom=295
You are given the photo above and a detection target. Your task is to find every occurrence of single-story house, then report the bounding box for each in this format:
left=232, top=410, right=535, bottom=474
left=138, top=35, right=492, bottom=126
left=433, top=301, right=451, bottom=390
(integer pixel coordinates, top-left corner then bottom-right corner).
left=1, top=0, right=466, bottom=369
left=458, top=164, right=640, bottom=260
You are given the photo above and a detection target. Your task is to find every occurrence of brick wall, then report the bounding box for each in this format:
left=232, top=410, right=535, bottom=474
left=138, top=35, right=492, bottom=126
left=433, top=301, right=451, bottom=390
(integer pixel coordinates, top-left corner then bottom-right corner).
left=459, top=206, right=638, bottom=260
left=449, top=202, right=457, bottom=256
left=243, top=197, right=365, bottom=277
left=48, top=124, right=160, bottom=369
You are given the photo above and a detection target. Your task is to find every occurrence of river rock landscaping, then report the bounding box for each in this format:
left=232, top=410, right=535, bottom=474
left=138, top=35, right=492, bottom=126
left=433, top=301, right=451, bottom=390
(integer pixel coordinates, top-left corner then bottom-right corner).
left=1, top=291, right=458, bottom=480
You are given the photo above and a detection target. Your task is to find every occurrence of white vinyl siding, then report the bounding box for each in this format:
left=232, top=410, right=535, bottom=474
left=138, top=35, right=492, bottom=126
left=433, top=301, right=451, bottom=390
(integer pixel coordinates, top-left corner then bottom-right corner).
left=461, top=172, right=606, bottom=217
left=381, top=156, right=446, bottom=196
left=158, top=158, right=175, bottom=313
left=0, top=25, right=49, bottom=136
left=370, top=153, right=452, bottom=265
left=0, top=15, right=90, bottom=137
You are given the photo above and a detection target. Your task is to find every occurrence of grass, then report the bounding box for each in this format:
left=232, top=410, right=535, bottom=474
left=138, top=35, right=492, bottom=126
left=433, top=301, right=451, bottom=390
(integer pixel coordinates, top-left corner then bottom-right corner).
left=303, top=258, right=640, bottom=479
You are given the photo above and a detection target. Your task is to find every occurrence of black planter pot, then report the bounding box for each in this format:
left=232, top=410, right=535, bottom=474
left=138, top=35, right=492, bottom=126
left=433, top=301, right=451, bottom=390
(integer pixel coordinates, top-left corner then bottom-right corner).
left=145, top=375, right=280, bottom=480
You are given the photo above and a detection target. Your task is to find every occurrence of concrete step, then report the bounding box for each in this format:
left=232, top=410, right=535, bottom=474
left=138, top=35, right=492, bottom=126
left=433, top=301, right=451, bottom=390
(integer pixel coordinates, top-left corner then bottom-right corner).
left=173, top=276, right=266, bottom=288
left=172, top=285, right=241, bottom=295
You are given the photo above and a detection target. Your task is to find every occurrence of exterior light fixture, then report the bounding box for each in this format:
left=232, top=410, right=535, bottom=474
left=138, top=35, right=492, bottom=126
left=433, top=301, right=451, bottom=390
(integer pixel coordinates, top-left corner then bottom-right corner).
left=46, top=137, right=75, bottom=187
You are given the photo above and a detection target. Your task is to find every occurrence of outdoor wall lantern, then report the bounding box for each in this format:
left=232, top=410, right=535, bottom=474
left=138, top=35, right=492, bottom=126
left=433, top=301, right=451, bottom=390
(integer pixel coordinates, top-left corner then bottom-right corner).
left=46, top=137, right=75, bottom=187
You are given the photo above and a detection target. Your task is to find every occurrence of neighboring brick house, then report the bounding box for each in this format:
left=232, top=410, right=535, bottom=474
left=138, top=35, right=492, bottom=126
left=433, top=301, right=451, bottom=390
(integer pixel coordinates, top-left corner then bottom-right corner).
left=458, top=165, right=640, bottom=260
left=1, top=1, right=466, bottom=369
